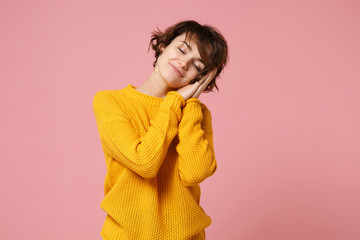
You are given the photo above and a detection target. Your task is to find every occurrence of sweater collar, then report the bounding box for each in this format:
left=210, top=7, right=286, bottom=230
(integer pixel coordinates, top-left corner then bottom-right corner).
left=125, top=84, right=164, bottom=106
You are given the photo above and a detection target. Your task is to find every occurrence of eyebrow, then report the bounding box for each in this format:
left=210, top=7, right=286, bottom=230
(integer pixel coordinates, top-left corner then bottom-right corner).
left=180, top=41, right=204, bottom=64
left=181, top=41, right=192, bottom=50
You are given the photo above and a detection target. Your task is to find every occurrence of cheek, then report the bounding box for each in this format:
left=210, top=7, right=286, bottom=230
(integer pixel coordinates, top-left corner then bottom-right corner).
left=188, top=70, right=200, bottom=81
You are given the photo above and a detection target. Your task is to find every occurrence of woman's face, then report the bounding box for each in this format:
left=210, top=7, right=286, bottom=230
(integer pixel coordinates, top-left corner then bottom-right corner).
left=155, top=33, right=206, bottom=89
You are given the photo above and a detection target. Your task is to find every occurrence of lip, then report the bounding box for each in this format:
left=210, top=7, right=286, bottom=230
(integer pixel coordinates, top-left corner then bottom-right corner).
left=169, top=63, right=183, bottom=77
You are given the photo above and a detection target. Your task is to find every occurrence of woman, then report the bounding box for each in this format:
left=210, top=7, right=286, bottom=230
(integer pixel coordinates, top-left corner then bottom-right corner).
left=93, top=20, right=228, bottom=240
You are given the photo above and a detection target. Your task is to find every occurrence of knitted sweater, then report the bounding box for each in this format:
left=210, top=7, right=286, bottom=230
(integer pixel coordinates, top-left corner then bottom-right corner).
left=93, top=84, right=217, bottom=240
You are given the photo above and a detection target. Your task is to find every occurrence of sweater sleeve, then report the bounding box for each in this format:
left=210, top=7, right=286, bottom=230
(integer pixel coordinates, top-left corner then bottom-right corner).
left=93, top=90, right=185, bottom=178
left=176, top=98, right=217, bottom=186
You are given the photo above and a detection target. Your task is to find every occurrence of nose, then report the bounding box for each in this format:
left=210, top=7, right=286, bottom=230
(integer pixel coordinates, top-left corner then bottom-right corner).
left=178, top=57, right=190, bottom=70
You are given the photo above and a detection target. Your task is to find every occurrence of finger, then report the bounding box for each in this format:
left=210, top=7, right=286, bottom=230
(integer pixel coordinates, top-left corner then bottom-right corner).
left=201, top=72, right=215, bottom=87
left=191, top=85, right=203, bottom=98
left=198, top=77, right=207, bottom=84
left=195, top=80, right=209, bottom=97
left=196, top=75, right=210, bottom=87
left=208, top=70, right=217, bottom=80
left=199, top=72, right=211, bottom=83
left=206, top=70, right=217, bottom=81
left=192, top=70, right=217, bottom=98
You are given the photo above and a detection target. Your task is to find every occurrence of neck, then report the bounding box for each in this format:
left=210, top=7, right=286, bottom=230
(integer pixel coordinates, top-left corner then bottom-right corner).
left=136, top=69, right=176, bottom=98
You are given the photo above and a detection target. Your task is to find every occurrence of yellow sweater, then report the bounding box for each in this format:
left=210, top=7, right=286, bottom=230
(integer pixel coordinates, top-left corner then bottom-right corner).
left=93, top=84, right=217, bottom=240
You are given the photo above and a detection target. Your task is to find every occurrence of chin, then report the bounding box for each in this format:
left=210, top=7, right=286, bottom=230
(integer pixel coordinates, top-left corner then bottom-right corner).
left=162, top=77, right=185, bottom=89
left=168, top=80, right=189, bottom=89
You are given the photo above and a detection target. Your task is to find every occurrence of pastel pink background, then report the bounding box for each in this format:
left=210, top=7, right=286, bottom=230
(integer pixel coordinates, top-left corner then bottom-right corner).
left=1, top=0, right=359, bottom=239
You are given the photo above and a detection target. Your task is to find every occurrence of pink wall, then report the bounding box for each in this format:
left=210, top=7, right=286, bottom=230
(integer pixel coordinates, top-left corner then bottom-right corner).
left=1, top=0, right=359, bottom=239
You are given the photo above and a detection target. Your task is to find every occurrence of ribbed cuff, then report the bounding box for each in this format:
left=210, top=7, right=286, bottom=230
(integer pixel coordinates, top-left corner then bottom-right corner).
left=186, top=97, right=201, bottom=105
left=182, top=99, right=203, bottom=123
left=167, top=91, right=186, bottom=107
left=163, top=91, right=186, bottom=121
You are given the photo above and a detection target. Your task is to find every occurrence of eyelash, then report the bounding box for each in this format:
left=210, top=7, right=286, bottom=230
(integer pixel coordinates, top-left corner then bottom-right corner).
left=178, top=48, right=201, bottom=72
left=178, top=48, right=185, bottom=54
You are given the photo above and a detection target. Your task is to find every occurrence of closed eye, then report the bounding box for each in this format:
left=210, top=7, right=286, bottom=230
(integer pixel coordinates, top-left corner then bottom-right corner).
left=194, top=64, right=200, bottom=72
left=179, top=46, right=202, bottom=72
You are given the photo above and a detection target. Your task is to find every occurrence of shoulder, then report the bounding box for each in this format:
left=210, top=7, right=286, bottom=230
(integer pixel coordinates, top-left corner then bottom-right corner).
left=93, top=85, right=130, bottom=103
left=93, top=89, right=121, bottom=99
left=93, top=90, right=120, bottom=105
left=93, top=88, right=130, bottom=114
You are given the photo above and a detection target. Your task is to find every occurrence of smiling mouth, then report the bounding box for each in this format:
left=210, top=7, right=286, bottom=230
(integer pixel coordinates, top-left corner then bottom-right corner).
left=170, top=63, right=183, bottom=77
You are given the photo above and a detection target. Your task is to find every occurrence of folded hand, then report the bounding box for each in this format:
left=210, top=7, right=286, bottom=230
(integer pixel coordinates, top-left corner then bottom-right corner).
left=176, top=70, right=217, bottom=100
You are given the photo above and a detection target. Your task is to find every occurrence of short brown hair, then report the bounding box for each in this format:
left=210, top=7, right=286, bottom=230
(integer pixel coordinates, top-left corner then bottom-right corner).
left=149, top=20, right=229, bottom=92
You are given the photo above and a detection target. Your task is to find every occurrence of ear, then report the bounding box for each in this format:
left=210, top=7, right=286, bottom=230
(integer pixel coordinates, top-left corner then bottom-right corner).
left=159, top=43, right=166, bottom=53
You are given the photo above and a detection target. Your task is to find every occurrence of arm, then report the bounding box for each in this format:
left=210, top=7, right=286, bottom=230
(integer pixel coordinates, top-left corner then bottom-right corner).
left=93, top=90, right=185, bottom=178
left=176, top=98, right=217, bottom=186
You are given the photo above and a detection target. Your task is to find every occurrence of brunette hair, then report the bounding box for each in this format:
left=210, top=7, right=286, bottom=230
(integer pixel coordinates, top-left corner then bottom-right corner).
left=149, top=20, right=229, bottom=92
